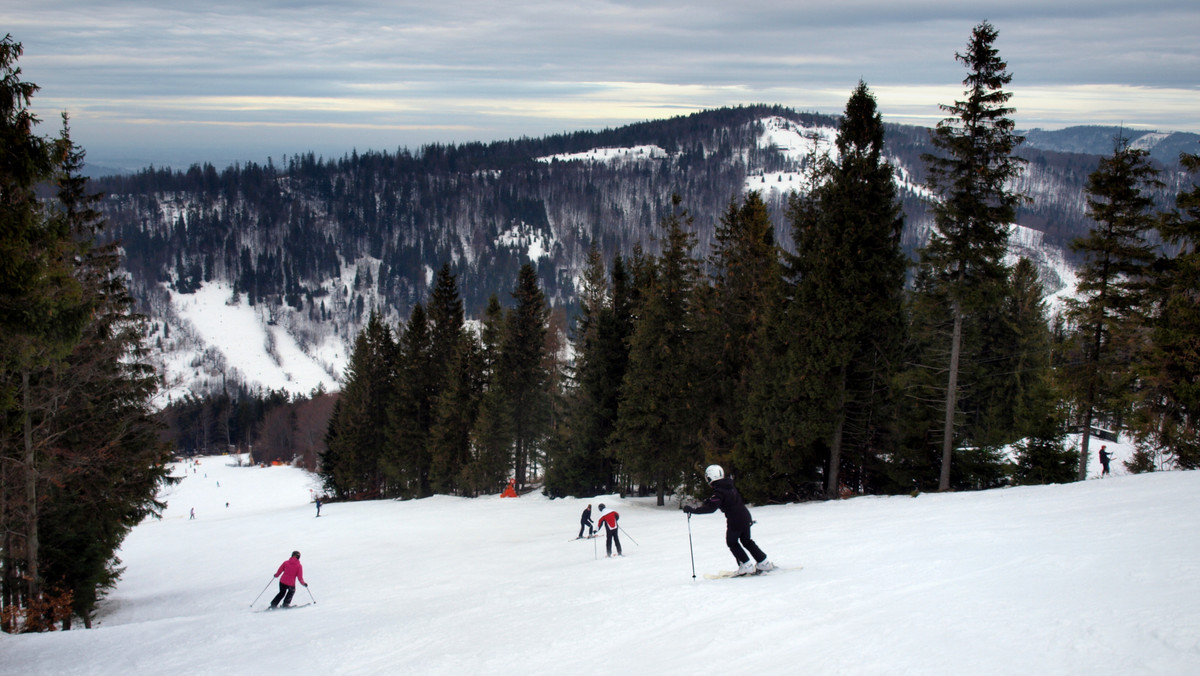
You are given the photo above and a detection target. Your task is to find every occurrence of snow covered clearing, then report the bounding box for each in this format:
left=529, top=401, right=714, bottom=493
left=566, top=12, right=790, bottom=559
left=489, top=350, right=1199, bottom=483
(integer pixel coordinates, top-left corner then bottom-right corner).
left=3, top=450, right=1198, bottom=675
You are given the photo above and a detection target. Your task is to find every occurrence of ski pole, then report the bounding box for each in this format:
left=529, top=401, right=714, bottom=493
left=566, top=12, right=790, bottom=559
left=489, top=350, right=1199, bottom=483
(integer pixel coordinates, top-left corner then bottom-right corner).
left=618, top=525, right=639, bottom=546
left=250, top=577, right=275, bottom=607
left=687, top=513, right=696, bottom=580
left=304, top=584, right=316, bottom=604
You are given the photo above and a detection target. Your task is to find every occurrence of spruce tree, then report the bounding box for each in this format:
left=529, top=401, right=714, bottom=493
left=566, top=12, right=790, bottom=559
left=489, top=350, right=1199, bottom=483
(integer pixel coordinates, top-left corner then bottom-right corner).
left=919, top=21, right=1027, bottom=491
left=321, top=311, right=395, bottom=498
left=1137, top=153, right=1200, bottom=469
left=1063, top=137, right=1161, bottom=478
left=789, top=82, right=907, bottom=498
left=501, top=263, right=551, bottom=490
left=614, top=197, right=702, bottom=505
left=466, top=295, right=512, bottom=494
left=696, top=192, right=781, bottom=478
left=390, top=303, right=436, bottom=497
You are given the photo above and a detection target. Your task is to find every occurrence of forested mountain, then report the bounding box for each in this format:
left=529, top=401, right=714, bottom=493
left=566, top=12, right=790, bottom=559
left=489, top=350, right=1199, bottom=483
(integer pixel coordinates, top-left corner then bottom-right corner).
left=88, top=105, right=1196, bottom=400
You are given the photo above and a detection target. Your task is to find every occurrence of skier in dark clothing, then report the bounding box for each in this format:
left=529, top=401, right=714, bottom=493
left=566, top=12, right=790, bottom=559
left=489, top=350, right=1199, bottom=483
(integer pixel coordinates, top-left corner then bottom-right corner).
left=684, top=465, right=773, bottom=576
left=596, top=504, right=622, bottom=557
left=1099, top=445, right=1112, bottom=476
left=269, top=550, right=307, bottom=608
left=578, top=504, right=595, bottom=539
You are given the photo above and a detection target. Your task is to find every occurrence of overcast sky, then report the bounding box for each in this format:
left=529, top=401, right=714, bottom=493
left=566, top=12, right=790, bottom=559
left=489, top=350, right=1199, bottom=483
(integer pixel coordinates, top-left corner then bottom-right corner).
left=6, top=1, right=1199, bottom=170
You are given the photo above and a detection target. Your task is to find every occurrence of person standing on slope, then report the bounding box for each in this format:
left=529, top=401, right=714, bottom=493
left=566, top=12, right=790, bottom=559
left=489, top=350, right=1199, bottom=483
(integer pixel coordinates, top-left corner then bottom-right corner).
left=596, top=504, right=622, bottom=557
left=684, top=465, right=773, bottom=576
left=578, top=503, right=595, bottom=539
left=269, top=550, right=307, bottom=608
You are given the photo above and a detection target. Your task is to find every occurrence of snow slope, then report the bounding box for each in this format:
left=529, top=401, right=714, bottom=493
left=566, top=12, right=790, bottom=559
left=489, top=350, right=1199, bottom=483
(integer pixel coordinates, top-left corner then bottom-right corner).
left=4, top=457, right=1198, bottom=675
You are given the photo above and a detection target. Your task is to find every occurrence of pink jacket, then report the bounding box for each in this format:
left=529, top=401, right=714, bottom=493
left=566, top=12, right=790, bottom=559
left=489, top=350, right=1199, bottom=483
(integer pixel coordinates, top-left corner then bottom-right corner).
left=275, top=557, right=305, bottom=586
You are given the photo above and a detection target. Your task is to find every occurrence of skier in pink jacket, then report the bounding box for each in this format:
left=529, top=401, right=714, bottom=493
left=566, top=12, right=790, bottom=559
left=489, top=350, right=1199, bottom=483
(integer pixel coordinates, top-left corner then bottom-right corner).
left=269, top=550, right=307, bottom=608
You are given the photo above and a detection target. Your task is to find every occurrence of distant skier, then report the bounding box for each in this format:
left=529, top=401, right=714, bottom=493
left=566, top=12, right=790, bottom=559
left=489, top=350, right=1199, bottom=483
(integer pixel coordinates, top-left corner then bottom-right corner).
left=596, top=504, right=622, bottom=557
left=269, top=550, right=307, bottom=609
left=578, top=504, right=594, bottom=539
left=189, top=507, right=195, bottom=520
left=315, top=498, right=322, bottom=517
left=684, top=465, right=773, bottom=576
left=1099, top=445, right=1112, bottom=476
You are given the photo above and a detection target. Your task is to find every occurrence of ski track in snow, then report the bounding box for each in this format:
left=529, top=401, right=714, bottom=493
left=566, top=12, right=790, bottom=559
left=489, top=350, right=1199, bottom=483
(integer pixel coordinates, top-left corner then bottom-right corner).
left=3, top=442, right=1198, bottom=675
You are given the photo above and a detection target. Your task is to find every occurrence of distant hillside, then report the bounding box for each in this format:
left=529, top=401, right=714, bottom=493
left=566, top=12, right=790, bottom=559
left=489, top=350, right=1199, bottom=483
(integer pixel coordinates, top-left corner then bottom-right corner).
left=89, top=106, right=1188, bottom=400
left=1022, top=126, right=1200, bottom=166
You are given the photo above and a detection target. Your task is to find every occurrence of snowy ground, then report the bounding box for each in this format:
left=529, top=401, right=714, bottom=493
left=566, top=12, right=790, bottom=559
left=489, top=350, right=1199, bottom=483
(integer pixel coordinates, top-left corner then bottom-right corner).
left=3, top=453, right=1199, bottom=675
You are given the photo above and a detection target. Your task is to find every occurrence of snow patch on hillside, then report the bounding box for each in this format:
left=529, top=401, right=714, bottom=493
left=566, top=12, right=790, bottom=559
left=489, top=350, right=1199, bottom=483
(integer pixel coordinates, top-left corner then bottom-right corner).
left=537, top=145, right=669, bottom=165
left=743, top=116, right=838, bottom=197
left=156, top=282, right=341, bottom=404
left=496, top=222, right=556, bottom=260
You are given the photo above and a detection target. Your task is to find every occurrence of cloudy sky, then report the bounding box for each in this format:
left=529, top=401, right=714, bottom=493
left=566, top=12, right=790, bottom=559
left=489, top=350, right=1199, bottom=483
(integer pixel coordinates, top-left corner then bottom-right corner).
left=6, top=0, right=1199, bottom=171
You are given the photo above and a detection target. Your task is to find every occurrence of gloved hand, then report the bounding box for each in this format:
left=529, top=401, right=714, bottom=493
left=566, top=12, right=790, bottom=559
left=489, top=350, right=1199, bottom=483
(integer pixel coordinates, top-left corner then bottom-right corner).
left=683, top=506, right=693, bottom=514
left=303, top=583, right=308, bottom=587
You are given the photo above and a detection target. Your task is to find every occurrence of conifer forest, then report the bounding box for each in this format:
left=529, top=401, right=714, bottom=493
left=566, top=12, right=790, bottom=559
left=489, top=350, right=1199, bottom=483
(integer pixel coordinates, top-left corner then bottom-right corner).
left=2, top=22, right=1199, bottom=632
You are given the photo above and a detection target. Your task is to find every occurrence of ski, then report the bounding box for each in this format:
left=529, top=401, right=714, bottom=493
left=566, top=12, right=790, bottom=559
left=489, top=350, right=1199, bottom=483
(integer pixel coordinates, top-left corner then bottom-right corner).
left=703, top=565, right=799, bottom=580
left=259, top=602, right=314, bottom=612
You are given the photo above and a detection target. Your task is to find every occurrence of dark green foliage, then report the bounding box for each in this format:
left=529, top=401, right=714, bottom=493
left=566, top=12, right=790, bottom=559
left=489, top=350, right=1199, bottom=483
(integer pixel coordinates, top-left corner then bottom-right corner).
left=1, top=39, right=173, bottom=630
left=1133, top=152, right=1200, bottom=469
left=614, top=197, right=703, bottom=505
left=918, top=21, right=1028, bottom=491
left=547, top=247, right=630, bottom=497
left=502, top=263, right=552, bottom=489
left=786, top=81, right=908, bottom=498
left=321, top=311, right=395, bottom=498
left=1062, top=136, right=1160, bottom=479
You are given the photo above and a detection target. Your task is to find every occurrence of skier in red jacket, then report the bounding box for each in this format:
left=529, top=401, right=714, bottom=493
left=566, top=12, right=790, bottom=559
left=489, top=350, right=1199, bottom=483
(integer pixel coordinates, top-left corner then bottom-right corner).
left=596, top=504, right=622, bottom=557
left=269, top=550, right=307, bottom=608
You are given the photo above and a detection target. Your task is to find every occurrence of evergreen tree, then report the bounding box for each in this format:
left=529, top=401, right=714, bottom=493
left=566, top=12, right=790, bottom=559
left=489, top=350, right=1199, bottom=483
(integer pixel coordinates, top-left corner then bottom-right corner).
left=695, top=192, right=782, bottom=480
left=1062, top=136, right=1160, bottom=479
left=614, top=197, right=702, bottom=505
left=321, top=311, right=395, bottom=498
left=465, top=295, right=512, bottom=495
left=1137, top=152, right=1200, bottom=469
left=428, top=330, right=484, bottom=494
left=788, top=82, right=907, bottom=498
left=501, top=263, right=551, bottom=490
left=389, top=303, right=436, bottom=497
left=919, top=21, right=1027, bottom=491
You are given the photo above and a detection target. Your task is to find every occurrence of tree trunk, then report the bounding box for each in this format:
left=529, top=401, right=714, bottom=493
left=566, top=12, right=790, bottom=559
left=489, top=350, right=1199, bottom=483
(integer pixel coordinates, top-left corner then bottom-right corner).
left=939, top=306, right=963, bottom=492
left=22, top=369, right=40, bottom=602
left=827, top=364, right=848, bottom=499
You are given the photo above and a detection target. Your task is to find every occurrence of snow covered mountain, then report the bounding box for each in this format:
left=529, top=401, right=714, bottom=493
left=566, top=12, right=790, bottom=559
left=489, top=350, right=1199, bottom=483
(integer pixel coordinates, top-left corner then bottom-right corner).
left=90, top=107, right=1183, bottom=401
left=3, top=447, right=1198, bottom=674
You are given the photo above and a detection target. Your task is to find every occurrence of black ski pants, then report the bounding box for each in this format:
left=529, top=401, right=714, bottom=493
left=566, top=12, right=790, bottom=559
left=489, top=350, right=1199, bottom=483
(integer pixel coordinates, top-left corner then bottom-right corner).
left=579, top=519, right=594, bottom=538
left=270, top=582, right=296, bottom=608
left=605, top=527, right=622, bottom=556
left=726, top=523, right=766, bottom=565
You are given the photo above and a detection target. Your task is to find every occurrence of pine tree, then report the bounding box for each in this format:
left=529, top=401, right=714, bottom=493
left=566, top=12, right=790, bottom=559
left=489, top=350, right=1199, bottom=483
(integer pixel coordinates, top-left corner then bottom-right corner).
left=789, top=82, right=907, bottom=498
left=1136, top=153, right=1200, bottom=468
left=919, top=22, right=1027, bottom=491
left=390, top=303, right=436, bottom=497
left=501, top=263, right=551, bottom=490
left=614, top=197, right=702, bottom=505
left=465, top=295, right=512, bottom=495
left=695, top=192, right=782, bottom=478
left=321, top=311, right=395, bottom=498
left=1063, top=136, right=1160, bottom=479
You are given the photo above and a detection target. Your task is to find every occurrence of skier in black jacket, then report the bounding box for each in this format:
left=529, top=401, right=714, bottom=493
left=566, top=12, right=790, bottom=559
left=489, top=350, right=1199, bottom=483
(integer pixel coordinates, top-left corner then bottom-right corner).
left=684, top=465, right=773, bottom=576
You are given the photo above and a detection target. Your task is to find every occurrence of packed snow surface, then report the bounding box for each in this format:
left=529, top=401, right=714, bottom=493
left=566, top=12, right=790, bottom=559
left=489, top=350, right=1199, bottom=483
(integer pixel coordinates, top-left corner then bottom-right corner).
left=4, top=453, right=1198, bottom=675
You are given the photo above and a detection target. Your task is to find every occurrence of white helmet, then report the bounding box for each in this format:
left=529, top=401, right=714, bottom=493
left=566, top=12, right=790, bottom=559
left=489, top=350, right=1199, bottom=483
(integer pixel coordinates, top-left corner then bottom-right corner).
left=704, top=464, right=724, bottom=484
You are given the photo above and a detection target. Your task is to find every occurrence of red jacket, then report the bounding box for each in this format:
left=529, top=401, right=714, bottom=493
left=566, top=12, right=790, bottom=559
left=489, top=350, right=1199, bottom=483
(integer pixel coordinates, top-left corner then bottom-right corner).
left=597, top=510, right=619, bottom=532
left=275, top=557, right=305, bottom=586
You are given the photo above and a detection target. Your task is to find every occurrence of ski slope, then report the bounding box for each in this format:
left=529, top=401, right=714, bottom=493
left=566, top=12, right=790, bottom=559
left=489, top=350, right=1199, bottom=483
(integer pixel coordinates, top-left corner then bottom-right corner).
left=3, top=456, right=1199, bottom=675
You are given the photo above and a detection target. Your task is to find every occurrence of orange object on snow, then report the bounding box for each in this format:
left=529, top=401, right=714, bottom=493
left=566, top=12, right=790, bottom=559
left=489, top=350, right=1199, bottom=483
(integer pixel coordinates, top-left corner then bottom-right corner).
left=501, top=478, right=519, bottom=498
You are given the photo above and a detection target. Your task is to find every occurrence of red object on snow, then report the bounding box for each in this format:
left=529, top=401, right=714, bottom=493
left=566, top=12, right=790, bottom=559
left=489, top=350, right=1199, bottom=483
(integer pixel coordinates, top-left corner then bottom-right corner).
left=501, top=478, right=519, bottom=498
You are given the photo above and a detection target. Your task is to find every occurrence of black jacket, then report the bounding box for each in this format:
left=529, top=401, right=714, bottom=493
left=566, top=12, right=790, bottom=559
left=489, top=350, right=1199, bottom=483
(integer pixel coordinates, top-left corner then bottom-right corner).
left=692, top=477, right=752, bottom=530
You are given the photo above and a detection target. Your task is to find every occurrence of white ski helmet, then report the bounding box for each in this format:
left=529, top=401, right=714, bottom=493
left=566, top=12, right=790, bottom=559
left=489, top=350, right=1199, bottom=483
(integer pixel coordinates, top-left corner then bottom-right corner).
left=704, top=464, right=724, bottom=484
